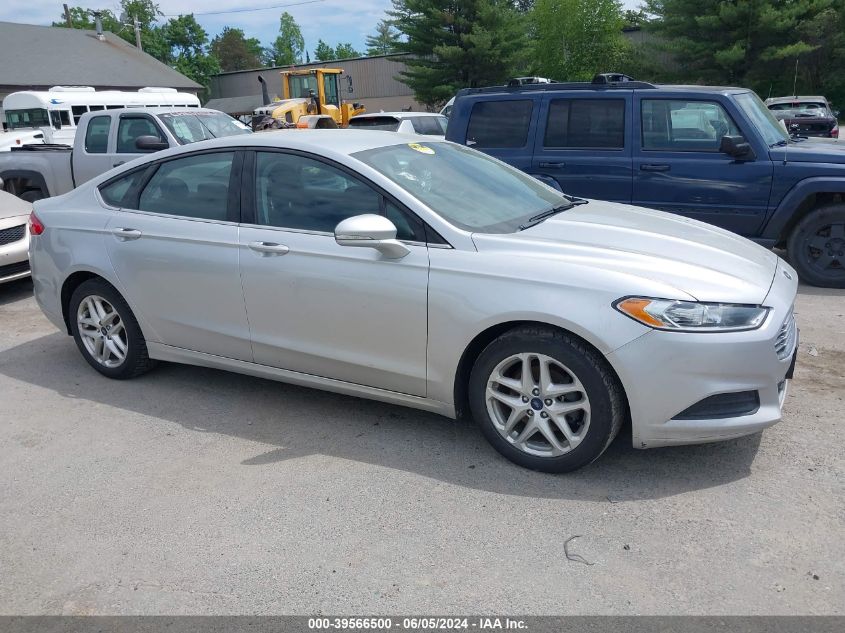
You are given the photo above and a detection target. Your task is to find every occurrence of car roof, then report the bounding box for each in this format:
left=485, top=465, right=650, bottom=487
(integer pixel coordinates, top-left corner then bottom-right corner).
left=351, top=112, right=445, bottom=120
left=118, top=107, right=221, bottom=115
left=456, top=82, right=750, bottom=98
left=131, top=129, right=439, bottom=159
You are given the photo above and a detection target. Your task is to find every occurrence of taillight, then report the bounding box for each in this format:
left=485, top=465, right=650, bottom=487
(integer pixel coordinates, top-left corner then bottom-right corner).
left=29, top=211, right=44, bottom=236
left=831, top=126, right=839, bottom=138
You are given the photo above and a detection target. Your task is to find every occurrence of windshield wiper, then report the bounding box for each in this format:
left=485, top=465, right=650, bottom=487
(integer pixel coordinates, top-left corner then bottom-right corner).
left=518, top=204, right=573, bottom=231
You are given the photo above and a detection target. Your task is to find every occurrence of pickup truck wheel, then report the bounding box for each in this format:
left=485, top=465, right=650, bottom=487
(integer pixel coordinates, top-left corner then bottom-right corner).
left=20, top=189, right=45, bottom=203
left=787, top=205, right=845, bottom=288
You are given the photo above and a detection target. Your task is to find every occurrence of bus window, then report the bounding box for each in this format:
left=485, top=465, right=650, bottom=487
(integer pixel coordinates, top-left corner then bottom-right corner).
left=72, top=105, right=88, bottom=124
left=107, top=105, right=123, bottom=110
left=50, top=111, right=62, bottom=129
left=89, top=105, right=105, bottom=111
left=60, top=111, right=71, bottom=126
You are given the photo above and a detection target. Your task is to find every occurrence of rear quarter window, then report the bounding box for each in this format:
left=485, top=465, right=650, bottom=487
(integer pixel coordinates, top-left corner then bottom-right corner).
left=467, top=100, right=533, bottom=148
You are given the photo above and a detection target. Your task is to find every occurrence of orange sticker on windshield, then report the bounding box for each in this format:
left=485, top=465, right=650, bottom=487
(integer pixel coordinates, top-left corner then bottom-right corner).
left=408, top=143, right=434, bottom=155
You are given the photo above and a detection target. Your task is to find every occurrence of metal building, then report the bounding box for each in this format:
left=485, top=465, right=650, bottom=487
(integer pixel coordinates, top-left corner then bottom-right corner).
left=207, top=54, right=427, bottom=117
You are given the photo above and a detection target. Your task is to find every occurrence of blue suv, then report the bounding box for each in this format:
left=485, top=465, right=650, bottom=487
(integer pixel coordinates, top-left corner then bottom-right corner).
left=445, top=79, right=845, bottom=288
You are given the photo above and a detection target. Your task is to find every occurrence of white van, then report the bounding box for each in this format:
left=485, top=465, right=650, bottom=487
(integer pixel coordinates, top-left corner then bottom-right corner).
left=0, top=86, right=200, bottom=150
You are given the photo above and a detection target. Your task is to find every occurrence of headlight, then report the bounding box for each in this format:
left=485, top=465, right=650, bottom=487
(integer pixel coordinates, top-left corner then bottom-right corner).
left=614, top=297, right=770, bottom=332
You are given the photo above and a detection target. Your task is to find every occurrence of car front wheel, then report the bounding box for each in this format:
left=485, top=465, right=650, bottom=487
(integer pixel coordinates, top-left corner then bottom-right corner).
left=787, top=205, right=845, bottom=288
left=69, top=279, right=157, bottom=379
left=469, top=326, right=625, bottom=473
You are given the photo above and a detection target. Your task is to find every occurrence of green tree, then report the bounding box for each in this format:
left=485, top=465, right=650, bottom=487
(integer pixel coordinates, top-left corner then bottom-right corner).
left=314, top=39, right=335, bottom=61
left=530, top=0, right=628, bottom=81
left=266, top=12, right=305, bottom=66
left=390, top=0, right=528, bottom=107
left=365, top=19, right=401, bottom=55
left=162, top=14, right=220, bottom=96
left=334, top=43, right=362, bottom=59
left=644, top=0, right=831, bottom=85
left=211, top=27, right=264, bottom=71
left=54, top=6, right=120, bottom=31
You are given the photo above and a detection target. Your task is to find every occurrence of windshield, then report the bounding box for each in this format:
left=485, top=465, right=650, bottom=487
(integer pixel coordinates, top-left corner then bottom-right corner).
left=353, top=142, right=568, bottom=233
left=734, top=92, right=789, bottom=146
left=349, top=117, right=401, bottom=132
left=158, top=112, right=251, bottom=145
left=768, top=101, right=827, bottom=112
left=6, top=108, right=50, bottom=130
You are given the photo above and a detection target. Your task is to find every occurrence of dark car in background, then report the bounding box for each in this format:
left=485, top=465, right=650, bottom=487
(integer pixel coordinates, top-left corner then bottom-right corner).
left=765, top=96, right=839, bottom=138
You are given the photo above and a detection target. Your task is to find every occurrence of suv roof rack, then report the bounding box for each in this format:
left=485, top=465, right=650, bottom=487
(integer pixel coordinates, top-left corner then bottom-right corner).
left=457, top=79, right=658, bottom=96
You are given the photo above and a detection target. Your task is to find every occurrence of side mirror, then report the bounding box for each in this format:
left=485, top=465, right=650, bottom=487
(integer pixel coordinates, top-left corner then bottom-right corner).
left=135, top=135, right=169, bottom=152
left=833, top=110, right=840, bottom=118
left=334, top=214, right=410, bottom=259
left=719, top=135, right=755, bottom=160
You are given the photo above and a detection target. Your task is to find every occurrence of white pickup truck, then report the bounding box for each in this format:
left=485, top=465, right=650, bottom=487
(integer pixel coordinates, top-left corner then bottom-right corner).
left=0, top=107, right=250, bottom=201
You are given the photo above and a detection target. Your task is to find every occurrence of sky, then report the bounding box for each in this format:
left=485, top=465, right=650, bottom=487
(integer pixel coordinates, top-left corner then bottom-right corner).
left=0, top=0, right=644, bottom=59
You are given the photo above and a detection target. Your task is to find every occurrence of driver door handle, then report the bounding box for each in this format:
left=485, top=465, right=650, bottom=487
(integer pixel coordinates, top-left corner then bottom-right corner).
left=248, top=241, right=290, bottom=256
left=111, top=227, right=142, bottom=241
left=640, top=163, right=671, bottom=172
left=539, top=161, right=566, bottom=169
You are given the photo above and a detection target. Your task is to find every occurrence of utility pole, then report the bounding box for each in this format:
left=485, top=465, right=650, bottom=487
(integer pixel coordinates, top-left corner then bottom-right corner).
left=133, top=15, right=142, bottom=52
left=63, top=3, right=72, bottom=28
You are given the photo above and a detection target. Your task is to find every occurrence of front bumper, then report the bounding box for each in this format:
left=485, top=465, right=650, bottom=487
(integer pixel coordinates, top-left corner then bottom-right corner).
left=607, top=259, right=799, bottom=449
left=0, top=214, right=30, bottom=284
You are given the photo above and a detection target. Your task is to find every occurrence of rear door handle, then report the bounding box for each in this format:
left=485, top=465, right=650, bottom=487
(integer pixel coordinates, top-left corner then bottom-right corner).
left=248, top=241, right=290, bottom=256
left=111, top=227, right=142, bottom=241
left=539, top=161, right=566, bottom=169
left=640, top=164, right=671, bottom=172
left=113, top=161, right=125, bottom=168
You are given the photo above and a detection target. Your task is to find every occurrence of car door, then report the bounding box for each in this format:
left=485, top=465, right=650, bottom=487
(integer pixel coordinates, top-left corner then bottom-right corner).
left=102, top=150, right=252, bottom=361
left=238, top=150, right=430, bottom=396
left=632, top=96, right=774, bottom=236
left=531, top=94, right=633, bottom=201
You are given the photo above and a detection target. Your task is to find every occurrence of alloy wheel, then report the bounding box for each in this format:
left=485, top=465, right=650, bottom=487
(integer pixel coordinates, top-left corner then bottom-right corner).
left=485, top=352, right=591, bottom=458
left=76, top=295, right=128, bottom=368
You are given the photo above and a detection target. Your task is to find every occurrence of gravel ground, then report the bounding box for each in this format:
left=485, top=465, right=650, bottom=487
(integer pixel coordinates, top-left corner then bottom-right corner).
left=0, top=277, right=842, bottom=615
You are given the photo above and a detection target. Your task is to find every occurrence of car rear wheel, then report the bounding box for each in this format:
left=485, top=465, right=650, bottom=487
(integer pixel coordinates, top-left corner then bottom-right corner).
left=787, top=205, right=845, bottom=288
left=468, top=326, right=625, bottom=473
left=69, top=279, right=157, bottom=379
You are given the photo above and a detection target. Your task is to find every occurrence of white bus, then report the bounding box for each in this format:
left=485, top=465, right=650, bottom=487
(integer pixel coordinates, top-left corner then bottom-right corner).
left=0, top=86, right=200, bottom=150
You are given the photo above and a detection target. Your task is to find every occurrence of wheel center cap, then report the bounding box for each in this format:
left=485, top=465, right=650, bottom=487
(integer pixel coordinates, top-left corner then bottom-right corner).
left=100, top=327, right=108, bottom=336
left=530, top=397, right=544, bottom=411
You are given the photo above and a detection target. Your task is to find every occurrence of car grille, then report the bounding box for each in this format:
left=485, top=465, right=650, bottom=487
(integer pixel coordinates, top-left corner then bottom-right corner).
left=775, top=310, right=797, bottom=360
left=0, top=260, right=30, bottom=278
left=0, top=224, right=25, bottom=246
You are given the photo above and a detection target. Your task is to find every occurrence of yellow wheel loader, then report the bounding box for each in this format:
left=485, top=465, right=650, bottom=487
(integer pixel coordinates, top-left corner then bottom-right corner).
left=252, top=68, right=365, bottom=131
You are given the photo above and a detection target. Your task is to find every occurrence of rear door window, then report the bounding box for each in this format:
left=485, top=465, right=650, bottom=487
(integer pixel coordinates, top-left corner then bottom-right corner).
left=138, top=152, right=235, bottom=221
left=411, top=116, right=447, bottom=136
left=467, top=100, right=533, bottom=148
left=84, top=116, right=111, bottom=154
left=544, top=99, right=625, bottom=148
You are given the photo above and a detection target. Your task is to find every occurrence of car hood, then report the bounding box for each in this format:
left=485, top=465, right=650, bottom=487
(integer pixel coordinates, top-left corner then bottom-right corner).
left=471, top=202, right=779, bottom=304
left=0, top=191, right=31, bottom=220
left=769, top=141, right=845, bottom=163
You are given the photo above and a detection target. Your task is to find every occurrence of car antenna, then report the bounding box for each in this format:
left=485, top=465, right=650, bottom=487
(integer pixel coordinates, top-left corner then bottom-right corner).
left=791, top=58, right=799, bottom=98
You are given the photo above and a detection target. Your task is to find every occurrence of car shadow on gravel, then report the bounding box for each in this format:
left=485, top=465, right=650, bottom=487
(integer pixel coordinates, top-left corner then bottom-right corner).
left=0, top=277, right=33, bottom=306
left=0, top=331, right=763, bottom=501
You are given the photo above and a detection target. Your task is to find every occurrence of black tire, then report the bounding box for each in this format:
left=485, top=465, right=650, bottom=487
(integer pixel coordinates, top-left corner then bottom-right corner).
left=19, top=189, right=45, bottom=203
left=468, top=326, right=625, bottom=473
left=69, top=279, right=157, bottom=379
left=787, top=205, right=845, bottom=288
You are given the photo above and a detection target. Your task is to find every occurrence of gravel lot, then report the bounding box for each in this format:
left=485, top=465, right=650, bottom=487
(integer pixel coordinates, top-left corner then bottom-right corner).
left=0, top=276, right=842, bottom=615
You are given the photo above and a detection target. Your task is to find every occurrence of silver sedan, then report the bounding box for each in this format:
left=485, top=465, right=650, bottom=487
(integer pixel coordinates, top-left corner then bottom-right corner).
left=28, top=131, right=798, bottom=472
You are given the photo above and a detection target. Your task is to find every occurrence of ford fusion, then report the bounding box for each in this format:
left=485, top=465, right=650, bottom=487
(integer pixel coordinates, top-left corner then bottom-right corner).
left=28, top=130, right=798, bottom=472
